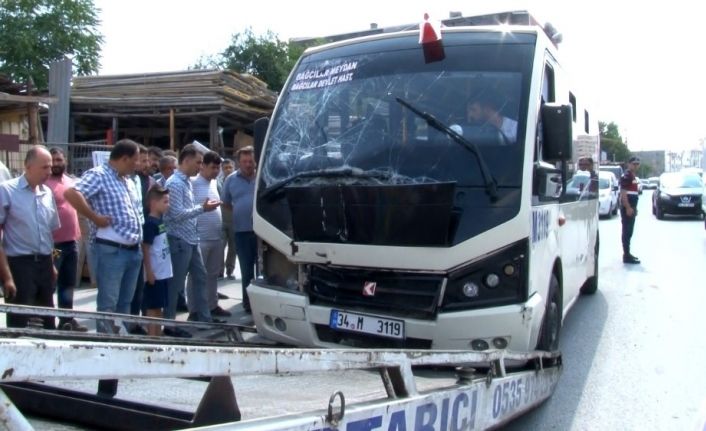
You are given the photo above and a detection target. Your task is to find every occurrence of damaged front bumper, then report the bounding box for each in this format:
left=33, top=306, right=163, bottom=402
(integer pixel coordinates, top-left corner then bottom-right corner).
left=248, top=281, right=544, bottom=351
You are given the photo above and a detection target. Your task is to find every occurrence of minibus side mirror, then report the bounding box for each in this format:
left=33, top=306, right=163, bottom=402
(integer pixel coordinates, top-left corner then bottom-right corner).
left=541, top=104, right=573, bottom=161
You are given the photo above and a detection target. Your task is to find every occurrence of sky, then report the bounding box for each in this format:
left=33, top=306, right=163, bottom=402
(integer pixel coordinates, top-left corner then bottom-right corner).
left=93, top=0, right=706, bottom=151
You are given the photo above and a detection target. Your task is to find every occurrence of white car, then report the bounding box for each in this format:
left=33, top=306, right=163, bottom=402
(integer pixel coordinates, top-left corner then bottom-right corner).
left=598, top=171, right=619, bottom=217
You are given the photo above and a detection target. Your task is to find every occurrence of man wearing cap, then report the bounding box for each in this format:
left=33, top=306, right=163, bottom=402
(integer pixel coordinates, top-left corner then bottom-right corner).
left=620, top=157, right=641, bottom=264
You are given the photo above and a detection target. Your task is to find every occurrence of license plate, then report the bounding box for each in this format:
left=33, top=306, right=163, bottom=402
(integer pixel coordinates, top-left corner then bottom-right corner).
left=329, top=310, right=405, bottom=339
left=678, top=202, right=695, bottom=207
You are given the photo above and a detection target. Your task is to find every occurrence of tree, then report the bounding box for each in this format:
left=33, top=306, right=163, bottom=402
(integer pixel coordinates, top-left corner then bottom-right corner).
left=201, top=28, right=305, bottom=92
left=599, top=121, right=631, bottom=163
left=0, top=0, right=103, bottom=90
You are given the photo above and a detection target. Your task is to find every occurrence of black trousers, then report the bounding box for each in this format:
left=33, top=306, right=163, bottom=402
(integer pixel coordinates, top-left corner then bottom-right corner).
left=234, top=231, right=257, bottom=311
left=620, top=210, right=636, bottom=256
left=7, top=255, right=56, bottom=329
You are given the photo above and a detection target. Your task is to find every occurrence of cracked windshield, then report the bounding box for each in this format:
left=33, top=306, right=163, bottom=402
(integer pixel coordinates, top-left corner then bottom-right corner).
left=262, top=36, right=532, bottom=190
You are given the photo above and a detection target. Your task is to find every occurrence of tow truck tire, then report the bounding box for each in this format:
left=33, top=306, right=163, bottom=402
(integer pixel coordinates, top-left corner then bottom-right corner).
left=581, top=235, right=599, bottom=295
left=537, top=274, right=562, bottom=352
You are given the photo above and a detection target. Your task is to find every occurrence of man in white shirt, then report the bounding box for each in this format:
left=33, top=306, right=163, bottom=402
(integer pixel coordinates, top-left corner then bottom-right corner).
left=190, top=151, right=230, bottom=317
left=466, top=93, right=518, bottom=144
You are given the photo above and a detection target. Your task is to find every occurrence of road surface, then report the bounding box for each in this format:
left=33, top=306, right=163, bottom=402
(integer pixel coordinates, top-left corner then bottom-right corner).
left=506, top=190, right=706, bottom=430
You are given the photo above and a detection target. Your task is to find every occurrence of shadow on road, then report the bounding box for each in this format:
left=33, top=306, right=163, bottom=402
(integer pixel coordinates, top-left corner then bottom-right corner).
left=647, top=213, right=703, bottom=222
left=504, top=291, right=609, bottom=430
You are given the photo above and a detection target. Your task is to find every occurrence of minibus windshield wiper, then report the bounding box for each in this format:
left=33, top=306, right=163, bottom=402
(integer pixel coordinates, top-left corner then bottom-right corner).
left=260, top=167, right=393, bottom=200
left=395, top=97, right=498, bottom=201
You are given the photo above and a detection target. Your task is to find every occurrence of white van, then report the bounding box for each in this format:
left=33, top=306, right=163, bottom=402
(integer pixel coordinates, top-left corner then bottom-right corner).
left=598, top=171, right=619, bottom=217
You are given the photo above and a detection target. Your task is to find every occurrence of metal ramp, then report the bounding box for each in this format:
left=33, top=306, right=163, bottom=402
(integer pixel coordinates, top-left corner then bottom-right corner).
left=0, top=336, right=561, bottom=430
left=0, top=303, right=260, bottom=345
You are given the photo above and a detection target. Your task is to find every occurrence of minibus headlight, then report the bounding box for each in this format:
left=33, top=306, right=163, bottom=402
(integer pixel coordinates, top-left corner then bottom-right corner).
left=441, top=239, right=528, bottom=311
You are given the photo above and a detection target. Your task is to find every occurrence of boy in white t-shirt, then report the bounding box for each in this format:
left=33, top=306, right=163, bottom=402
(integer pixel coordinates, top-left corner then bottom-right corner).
left=142, top=185, right=177, bottom=336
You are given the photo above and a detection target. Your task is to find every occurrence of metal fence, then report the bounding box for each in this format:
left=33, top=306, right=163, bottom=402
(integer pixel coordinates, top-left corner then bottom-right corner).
left=62, top=140, right=111, bottom=176
left=3, top=143, right=33, bottom=176
left=3, top=140, right=111, bottom=178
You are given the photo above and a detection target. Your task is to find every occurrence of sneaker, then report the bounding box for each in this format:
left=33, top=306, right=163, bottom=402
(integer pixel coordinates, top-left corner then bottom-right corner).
left=60, top=319, right=89, bottom=332
left=623, top=255, right=640, bottom=264
left=163, top=327, right=192, bottom=338
left=227, top=275, right=236, bottom=281
left=211, top=306, right=232, bottom=317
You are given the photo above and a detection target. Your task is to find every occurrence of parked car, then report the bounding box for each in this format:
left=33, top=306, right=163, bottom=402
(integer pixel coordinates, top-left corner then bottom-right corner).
left=598, top=171, right=619, bottom=217
left=635, top=176, right=643, bottom=194
left=652, top=172, right=704, bottom=219
left=638, top=178, right=647, bottom=192
left=681, top=167, right=703, bottom=178
left=599, top=164, right=623, bottom=185
left=644, top=177, right=659, bottom=189
left=565, top=171, right=593, bottom=199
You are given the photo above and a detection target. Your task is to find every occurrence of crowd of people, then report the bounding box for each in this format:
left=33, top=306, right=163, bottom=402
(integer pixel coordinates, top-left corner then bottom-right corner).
left=0, top=140, right=257, bottom=338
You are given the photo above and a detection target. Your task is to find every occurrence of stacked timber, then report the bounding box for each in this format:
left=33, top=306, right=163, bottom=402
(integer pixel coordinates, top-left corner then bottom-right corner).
left=70, top=69, right=277, bottom=124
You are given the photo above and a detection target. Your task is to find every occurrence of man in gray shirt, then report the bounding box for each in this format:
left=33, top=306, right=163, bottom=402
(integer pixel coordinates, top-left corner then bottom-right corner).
left=0, top=146, right=60, bottom=328
left=222, top=146, right=257, bottom=313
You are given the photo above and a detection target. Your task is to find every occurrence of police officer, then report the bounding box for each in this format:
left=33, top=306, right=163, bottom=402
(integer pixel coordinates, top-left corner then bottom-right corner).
left=620, top=156, right=641, bottom=264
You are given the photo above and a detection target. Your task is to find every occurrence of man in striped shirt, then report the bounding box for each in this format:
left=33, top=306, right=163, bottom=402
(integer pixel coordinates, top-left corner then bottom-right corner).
left=65, top=140, right=144, bottom=333
left=164, top=144, right=221, bottom=325
left=191, top=151, right=230, bottom=317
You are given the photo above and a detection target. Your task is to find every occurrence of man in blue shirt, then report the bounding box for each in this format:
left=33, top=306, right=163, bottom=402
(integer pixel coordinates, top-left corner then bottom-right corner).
left=223, top=146, right=257, bottom=313
left=164, top=144, right=221, bottom=325
left=0, top=146, right=60, bottom=328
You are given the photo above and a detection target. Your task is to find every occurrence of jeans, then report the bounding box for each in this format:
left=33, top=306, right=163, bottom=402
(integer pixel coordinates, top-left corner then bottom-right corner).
left=234, top=231, right=257, bottom=310
left=166, top=236, right=211, bottom=322
left=93, top=242, right=143, bottom=333
left=54, top=241, right=78, bottom=325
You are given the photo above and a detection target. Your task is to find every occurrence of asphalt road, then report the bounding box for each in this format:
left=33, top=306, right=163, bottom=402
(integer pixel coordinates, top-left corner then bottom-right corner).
left=506, top=190, right=706, bottom=430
